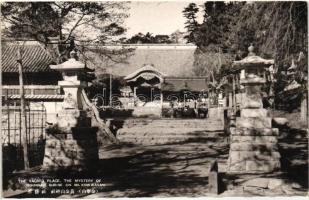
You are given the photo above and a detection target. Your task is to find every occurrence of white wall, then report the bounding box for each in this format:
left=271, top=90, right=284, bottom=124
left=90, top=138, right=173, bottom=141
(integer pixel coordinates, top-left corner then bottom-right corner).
left=29, top=101, right=63, bottom=124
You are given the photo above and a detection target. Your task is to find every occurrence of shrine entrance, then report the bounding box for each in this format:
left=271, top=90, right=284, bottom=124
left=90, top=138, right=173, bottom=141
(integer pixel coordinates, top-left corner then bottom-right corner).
left=124, top=64, right=165, bottom=107
left=135, top=86, right=161, bottom=103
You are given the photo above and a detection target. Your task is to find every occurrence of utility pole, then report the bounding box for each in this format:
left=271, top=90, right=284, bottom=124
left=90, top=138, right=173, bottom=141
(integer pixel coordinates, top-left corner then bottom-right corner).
left=109, top=73, right=112, bottom=107
left=232, top=74, right=236, bottom=115
left=17, top=43, right=29, bottom=169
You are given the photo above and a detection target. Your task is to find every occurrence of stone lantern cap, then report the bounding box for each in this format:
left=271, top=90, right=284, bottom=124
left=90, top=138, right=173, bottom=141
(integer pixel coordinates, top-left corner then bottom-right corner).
left=50, top=51, right=94, bottom=72
left=232, top=45, right=274, bottom=69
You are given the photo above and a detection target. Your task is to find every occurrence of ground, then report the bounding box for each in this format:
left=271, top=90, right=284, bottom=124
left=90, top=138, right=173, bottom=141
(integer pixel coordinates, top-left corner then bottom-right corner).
left=3, top=109, right=308, bottom=198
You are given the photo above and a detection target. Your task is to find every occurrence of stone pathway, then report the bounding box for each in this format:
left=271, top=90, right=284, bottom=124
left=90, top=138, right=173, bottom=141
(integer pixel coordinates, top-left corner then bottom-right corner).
left=93, top=110, right=228, bottom=197
left=86, top=108, right=308, bottom=197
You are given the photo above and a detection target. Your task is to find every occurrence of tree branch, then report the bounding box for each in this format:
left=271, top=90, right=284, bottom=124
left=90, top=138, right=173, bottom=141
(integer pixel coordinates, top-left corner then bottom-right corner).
left=65, top=13, right=86, bottom=42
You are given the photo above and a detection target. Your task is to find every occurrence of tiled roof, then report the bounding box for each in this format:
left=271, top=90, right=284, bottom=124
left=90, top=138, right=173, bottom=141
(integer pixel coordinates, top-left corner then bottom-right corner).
left=85, top=44, right=197, bottom=77
left=2, top=42, right=55, bottom=73
left=6, top=94, right=64, bottom=100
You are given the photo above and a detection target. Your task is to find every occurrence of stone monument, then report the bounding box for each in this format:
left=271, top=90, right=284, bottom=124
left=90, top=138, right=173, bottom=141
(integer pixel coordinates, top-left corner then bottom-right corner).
left=42, top=51, right=98, bottom=171
left=227, top=45, right=281, bottom=173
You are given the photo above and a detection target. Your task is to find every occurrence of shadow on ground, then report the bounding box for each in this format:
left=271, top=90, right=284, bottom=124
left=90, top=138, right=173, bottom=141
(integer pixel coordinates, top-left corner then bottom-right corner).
left=278, top=128, right=308, bottom=188
left=4, top=127, right=308, bottom=198
left=95, top=135, right=229, bottom=197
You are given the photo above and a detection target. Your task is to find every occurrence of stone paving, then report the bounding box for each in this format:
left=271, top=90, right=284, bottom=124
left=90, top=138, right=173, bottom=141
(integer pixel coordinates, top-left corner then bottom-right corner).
left=90, top=112, right=229, bottom=197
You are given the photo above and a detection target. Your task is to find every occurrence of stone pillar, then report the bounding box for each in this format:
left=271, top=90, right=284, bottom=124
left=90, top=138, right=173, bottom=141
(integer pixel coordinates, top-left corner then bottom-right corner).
left=227, top=45, right=280, bottom=173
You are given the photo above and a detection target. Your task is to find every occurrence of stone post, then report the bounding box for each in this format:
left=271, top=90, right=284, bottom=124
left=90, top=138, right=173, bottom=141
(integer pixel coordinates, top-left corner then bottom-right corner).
left=227, top=45, right=281, bottom=173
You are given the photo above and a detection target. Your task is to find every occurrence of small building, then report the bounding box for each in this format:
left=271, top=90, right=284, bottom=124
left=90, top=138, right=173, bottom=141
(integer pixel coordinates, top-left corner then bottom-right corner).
left=87, top=44, right=209, bottom=109
left=83, top=44, right=210, bottom=111
left=1, top=40, right=64, bottom=122
left=121, top=64, right=208, bottom=108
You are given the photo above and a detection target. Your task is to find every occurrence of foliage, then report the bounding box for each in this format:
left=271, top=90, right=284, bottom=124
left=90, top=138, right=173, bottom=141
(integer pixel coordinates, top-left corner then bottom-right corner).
left=193, top=47, right=233, bottom=81
left=229, top=2, right=307, bottom=105
left=170, top=30, right=187, bottom=44
left=196, top=2, right=243, bottom=50
left=1, top=2, right=130, bottom=63
left=182, top=3, right=199, bottom=43
left=229, top=2, right=307, bottom=62
left=183, top=1, right=307, bottom=107
left=125, top=32, right=173, bottom=44
left=184, top=2, right=242, bottom=84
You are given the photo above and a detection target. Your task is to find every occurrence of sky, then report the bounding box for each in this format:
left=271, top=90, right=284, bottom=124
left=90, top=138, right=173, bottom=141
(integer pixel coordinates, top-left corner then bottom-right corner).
left=125, top=1, right=204, bottom=37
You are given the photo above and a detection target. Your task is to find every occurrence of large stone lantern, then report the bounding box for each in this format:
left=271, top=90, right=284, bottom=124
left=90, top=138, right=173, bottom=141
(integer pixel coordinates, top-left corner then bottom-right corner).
left=43, top=51, right=98, bottom=171
left=227, top=45, right=281, bottom=173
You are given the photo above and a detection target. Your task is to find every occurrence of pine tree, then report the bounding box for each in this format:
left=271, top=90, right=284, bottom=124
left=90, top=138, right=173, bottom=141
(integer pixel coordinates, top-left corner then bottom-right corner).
left=1, top=2, right=130, bottom=63
left=183, top=3, right=199, bottom=43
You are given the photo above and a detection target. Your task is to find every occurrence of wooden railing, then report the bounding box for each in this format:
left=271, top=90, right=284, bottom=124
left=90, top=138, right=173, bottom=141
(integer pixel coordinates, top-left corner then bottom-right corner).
left=2, top=85, right=61, bottom=96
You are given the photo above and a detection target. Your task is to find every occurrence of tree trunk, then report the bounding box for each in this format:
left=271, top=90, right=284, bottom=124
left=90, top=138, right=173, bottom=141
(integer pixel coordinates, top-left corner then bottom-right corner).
left=17, top=45, right=30, bottom=170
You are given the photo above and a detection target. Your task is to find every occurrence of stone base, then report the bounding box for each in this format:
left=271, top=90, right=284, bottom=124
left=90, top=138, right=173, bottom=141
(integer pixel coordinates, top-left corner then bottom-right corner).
left=241, top=108, right=269, bottom=118
left=227, top=159, right=281, bottom=173
left=236, top=117, right=272, bottom=128
left=227, top=127, right=281, bottom=173
left=231, top=135, right=278, bottom=143
left=42, top=127, right=98, bottom=171
left=241, top=95, right=263, bottom=109
left=230, top=127, right=279, bottom=136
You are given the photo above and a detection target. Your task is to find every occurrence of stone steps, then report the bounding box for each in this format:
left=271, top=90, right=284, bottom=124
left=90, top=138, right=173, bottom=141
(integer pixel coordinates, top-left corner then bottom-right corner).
left=116, top=137, right=225, bottom=145
left=117, top=120, right=223, bottom=129
left=115, top=107, right=225, bottom=146
left=121, top=124, right=223, bottom=129
left=117, top=118, right=222, bottom=123
left=116, top=117, right=224, bottom=145
left=118, top=127, right=223, bottom=135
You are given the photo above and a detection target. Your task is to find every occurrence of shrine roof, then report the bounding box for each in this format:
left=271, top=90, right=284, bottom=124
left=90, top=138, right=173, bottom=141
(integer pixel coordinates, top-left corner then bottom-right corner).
left=124, top=64, right=167, bottom=81
left=84, top=44, right=197, bottom=77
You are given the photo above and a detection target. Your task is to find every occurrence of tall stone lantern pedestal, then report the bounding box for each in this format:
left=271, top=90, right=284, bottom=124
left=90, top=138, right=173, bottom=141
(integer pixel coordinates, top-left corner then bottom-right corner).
left=42, top=51, right=98, bottom=171
left=227, top=46, right=281, bottom=173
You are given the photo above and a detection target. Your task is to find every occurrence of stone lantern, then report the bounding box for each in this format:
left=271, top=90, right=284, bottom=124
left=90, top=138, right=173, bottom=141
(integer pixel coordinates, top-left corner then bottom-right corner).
left=227, top=45, right=281, bottom=173
left=51, top=51, right=94, bottom=110
left=43, top=51, right=98, bottom=171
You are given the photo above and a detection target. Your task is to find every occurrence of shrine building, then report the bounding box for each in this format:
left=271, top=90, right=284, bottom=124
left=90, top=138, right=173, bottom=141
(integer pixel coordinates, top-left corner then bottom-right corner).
left=87, top=44, right=209, bottom=109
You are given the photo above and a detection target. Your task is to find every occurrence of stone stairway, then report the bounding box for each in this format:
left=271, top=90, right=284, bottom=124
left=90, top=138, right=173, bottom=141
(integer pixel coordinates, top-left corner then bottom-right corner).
left=116, top=117, right=224, bottom=146
left=131, top=106, right=162, bottom=118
